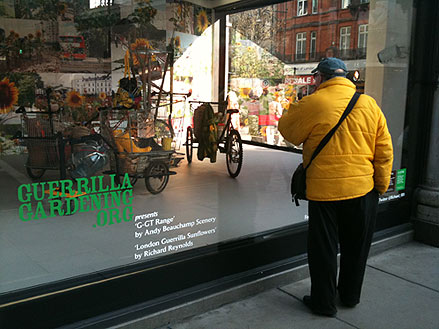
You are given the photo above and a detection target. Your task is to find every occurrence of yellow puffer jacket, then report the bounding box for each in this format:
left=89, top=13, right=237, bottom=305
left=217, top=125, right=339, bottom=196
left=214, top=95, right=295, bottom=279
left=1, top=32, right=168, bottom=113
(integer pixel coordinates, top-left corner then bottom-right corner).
left=278, top=77, right=393, bottom=201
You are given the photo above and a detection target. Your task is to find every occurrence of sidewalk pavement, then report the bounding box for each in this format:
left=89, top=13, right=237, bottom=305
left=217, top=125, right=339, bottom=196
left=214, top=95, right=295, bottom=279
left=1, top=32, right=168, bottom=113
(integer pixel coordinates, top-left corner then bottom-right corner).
left=156, top=241, right=439, bottom=329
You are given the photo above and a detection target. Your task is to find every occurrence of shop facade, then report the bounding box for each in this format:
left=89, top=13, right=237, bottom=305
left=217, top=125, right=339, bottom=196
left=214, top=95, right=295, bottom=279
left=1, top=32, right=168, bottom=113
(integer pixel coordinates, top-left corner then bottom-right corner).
left=0, top=0, right=438, bottom=327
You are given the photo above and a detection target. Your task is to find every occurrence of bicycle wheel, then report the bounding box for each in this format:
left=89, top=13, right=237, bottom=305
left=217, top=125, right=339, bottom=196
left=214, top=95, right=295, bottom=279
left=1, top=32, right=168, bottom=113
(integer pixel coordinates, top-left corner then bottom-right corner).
left=26, top=166, right=45, bottom=179
left=186, top=126, right=193, bottom=163
left=145, top=161, right=169, bottom=194
left=226, top=129, right=243, bottom=178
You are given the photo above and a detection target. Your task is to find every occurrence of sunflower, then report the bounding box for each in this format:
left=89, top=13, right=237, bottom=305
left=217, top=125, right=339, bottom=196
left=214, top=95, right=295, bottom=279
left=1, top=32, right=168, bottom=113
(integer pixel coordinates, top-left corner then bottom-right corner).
left=130, top=38, right=153, bottom=66
left=131, top=38, right=152, bottom=51
left=196, top=10, right=209, bottom=34
left=66, top=90, right=83, bottom=108
left=0, top=78, right=19, bottom=114
left=99, top=92, right=107, bottom=101
left=240, top=87, right=251, bottom=98
left=260, top=126, right=267, bottom=137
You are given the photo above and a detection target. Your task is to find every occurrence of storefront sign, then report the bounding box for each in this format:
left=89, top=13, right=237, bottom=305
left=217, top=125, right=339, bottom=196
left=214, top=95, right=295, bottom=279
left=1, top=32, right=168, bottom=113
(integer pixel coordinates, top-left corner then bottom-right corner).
left=284, top=60, right=366, bottom=76
left=285, top=75, right=315, bottom=85
left=380, top=168, right=407, bottom=203
left=396, top=168, right=406, bottom=191
left=387, top=168, right=407, bottom=192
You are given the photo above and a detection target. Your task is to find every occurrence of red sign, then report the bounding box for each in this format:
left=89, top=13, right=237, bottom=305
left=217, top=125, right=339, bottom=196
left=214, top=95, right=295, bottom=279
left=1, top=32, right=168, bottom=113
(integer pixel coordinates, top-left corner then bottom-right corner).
left=285, top=75, right=315, bottom=85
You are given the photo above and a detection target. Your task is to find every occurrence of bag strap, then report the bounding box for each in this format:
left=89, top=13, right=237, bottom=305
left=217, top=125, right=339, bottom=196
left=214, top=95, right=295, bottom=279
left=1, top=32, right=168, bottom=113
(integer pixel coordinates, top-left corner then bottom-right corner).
left=305, top=92, right=361, bottom=170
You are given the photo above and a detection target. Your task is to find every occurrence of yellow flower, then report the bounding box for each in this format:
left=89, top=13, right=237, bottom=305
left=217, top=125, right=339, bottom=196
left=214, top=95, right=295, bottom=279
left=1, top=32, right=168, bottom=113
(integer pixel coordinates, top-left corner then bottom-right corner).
left=235, top=42, right=242, bottom=47
left=66, top=90, right=83, bottom=108
left=99, top=92, right=107, bottom=101
left=260, top=126, right=267, bottom=136
left=0, top=78, right=19, bottom=113
left=130, top=38, right=154, bottom=66
left=240, top=87, right=251, bottom=98
left=196, top=10, right=209, bottom=33
left=247, top=46, right=253, bottom=52
left=131, top=38, right=152, bottom=50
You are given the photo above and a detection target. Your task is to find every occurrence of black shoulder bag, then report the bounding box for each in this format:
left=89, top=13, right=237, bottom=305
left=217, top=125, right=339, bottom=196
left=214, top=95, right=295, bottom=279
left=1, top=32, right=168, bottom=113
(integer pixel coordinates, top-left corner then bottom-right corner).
left=291, top=92, right=361, bottom=206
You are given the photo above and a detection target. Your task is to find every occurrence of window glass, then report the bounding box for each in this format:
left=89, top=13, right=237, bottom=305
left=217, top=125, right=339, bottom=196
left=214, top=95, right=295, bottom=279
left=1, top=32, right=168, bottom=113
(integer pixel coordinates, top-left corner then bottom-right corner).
left=341, top=0, right=351, bottom=9
left=310, top=31, right=317, bottom=59
left=297, top=0, right=308, bottom=16
left=358, top=24, right=368, bottom=50
left=312, top=0, right=318, bottom=14
left=226, top=0, right=413, bottom=254
left=340, top=26, right=351, bottom=58
left=296, top=32, right=307, bottom=60
left=0, top=0, right=415, bottom=299
left=0, top=0, right=220, bottom=295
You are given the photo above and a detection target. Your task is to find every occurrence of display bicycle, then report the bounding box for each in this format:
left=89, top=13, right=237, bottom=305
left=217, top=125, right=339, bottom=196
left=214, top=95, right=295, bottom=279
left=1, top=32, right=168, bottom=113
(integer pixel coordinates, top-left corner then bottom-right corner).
left=98, top=107, right=181, bottom=194
left=15, top=104, right=180, bottom=195
left=185, top=101, right=243, bottom=178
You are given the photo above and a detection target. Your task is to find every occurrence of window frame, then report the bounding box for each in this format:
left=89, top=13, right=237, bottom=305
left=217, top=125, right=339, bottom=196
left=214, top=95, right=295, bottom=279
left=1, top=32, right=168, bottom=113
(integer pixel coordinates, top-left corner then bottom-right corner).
left=339, top=26, right=351, bottom=50
left=310, top=31, right=317, bottom=58
left=341, top=0, right=351, bottom=9
left=296, top=31, right=307, bottom=60
left=297, top=0, right=308, bottom=16
left=312, top=0, right=318, bottom=14
left=358, top=24, right=368, bottom=49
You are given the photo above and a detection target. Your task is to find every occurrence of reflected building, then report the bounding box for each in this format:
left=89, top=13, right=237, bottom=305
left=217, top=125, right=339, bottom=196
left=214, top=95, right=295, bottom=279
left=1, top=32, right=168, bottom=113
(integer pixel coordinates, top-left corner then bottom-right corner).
left=274, top=0, right=369, bottom=92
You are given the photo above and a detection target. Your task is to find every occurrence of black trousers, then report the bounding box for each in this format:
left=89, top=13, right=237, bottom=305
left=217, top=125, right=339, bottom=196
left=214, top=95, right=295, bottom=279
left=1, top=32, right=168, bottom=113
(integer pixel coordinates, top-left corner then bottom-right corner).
left=307, top=189, right=379, bottom=313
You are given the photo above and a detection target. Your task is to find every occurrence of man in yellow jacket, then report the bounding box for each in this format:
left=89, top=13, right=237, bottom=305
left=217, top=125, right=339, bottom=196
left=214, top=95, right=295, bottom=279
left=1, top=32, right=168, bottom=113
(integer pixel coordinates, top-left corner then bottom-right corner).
left=279, top=57, right=393, bottom=317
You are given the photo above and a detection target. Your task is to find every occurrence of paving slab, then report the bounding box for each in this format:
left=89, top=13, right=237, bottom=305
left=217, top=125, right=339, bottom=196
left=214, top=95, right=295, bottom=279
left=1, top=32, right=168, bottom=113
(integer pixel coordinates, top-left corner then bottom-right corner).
left=367, top=241, right=439, bottom=291
left=281, top=267, right=439, bottom=329
left=156, top=289, right=355, bottom=329
left=154, top=242, right=439, bottom=329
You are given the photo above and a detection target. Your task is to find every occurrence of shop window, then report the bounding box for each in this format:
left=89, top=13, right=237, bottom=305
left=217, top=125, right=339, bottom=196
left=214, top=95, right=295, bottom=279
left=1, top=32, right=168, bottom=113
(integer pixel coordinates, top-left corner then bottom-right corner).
left=0, top=0, right=415, bottom=313
left=297, top=0, right=308, bottom=16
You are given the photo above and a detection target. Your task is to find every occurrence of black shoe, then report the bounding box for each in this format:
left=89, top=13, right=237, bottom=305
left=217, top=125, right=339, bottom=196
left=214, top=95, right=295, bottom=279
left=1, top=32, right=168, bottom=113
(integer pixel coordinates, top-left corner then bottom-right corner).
left=302, top=296, right=337, bottom=317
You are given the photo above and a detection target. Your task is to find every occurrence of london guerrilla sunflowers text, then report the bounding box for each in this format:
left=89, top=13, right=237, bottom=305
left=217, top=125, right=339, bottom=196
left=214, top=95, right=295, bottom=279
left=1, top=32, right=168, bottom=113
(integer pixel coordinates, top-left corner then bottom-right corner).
left=17, top=174, right=133, bottom=227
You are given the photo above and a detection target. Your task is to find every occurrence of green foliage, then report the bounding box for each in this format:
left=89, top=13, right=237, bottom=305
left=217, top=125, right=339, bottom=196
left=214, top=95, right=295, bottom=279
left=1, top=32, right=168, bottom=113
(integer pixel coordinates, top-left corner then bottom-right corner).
left=74, top=5, right=120, bottom=58
left=230, top=39, right=284, bottom=80
left=14, top=0, right=61, bottom=20
left=128, top=0, right=157, bottom=25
